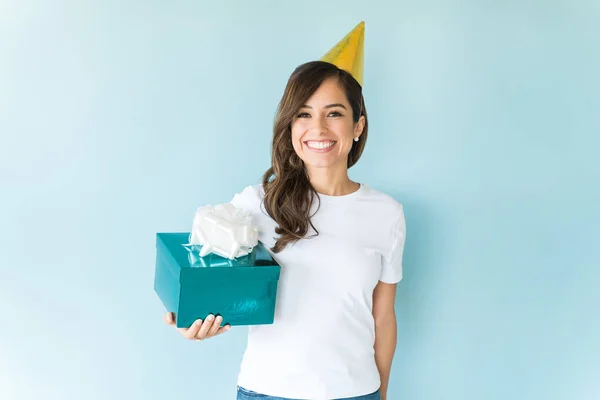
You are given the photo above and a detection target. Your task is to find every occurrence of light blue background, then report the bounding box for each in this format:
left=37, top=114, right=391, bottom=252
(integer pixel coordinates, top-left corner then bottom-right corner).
left=1, top=1, right=598, bottom=399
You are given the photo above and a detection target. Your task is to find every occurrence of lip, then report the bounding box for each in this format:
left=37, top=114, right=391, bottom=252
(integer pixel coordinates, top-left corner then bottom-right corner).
left=304, top=140, right=337, bottom=153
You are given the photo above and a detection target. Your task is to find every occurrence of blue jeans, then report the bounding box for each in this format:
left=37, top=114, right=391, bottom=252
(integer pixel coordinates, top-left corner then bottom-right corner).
left=236, top=386, right=381, bottom=400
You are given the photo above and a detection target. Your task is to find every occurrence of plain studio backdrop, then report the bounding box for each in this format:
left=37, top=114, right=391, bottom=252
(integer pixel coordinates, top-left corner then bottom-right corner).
left=0, top=1, right=598, bottom=399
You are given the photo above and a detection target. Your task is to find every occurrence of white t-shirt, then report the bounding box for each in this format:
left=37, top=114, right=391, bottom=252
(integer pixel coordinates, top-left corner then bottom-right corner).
left=229, top=182, right=406, bottom=400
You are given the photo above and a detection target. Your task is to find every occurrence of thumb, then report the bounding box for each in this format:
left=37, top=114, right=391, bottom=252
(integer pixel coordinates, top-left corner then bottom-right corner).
left=163, top=312, right=175, bottom=325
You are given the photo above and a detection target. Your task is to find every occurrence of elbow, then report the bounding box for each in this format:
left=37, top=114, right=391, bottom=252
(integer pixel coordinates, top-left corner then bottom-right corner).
left=374, top=310, right=397, bottom=329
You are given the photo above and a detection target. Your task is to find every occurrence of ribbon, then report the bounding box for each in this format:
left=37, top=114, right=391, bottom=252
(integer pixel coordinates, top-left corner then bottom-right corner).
left=186, top=202, right=259, bottom=260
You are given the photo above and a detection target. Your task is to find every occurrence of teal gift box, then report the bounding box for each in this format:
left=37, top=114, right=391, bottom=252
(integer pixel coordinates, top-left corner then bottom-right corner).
left=154, top=232, right=281, bottom=328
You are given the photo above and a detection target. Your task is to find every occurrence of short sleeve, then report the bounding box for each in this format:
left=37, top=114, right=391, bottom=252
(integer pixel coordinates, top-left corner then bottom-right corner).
left=379, top=206, right=407, bottom=284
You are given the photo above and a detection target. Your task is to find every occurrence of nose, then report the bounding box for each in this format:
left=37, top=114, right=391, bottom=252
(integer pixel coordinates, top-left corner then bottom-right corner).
left=310, top=115, right=329, bottom=136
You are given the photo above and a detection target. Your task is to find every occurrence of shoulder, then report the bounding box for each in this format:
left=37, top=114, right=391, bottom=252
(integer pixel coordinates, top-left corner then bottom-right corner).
left=360, top=184, right=405, bottom=222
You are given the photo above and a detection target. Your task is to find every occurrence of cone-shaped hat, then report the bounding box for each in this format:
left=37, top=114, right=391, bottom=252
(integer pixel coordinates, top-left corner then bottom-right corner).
left=320, top=21, right=365, bottom=86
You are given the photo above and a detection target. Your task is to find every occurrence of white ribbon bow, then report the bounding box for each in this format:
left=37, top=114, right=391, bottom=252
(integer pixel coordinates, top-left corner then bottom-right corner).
left=188, top=203, right=259, bottom=260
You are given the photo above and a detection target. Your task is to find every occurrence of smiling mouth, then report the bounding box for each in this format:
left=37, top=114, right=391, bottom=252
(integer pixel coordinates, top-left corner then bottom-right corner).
left=305, top=140, right=337, bottom=150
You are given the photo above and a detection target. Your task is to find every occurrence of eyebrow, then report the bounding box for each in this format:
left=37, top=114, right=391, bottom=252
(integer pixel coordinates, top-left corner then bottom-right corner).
left=300, top=103, right=347, bottom=110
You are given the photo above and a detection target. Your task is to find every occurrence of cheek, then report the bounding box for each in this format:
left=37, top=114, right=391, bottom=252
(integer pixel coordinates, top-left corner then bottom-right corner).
left=335, top=122, right=355, bottom=141
left=333, top=120, right=354, bottom=135
left=290, top=128, right=303, bottom=152
left=290, top=125, right=299, bottom=139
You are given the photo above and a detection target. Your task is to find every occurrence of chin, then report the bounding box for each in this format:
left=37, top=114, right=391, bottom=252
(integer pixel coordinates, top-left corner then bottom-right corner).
left=303, top=158, right=341, bottom=169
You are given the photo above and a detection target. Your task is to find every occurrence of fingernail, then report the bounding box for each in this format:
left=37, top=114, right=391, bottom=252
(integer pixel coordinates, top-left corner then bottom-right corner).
left=207, top=314, right=214, bottom=321
left=195, top=319, right=202, bottom=326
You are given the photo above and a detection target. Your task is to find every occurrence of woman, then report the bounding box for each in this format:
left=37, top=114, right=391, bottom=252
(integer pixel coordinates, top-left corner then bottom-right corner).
left=164, top=60, right=406, bottom=400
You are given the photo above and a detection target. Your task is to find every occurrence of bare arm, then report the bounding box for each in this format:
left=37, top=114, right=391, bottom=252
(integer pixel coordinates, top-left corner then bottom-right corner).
left=372, top=281, right=398, bottom=400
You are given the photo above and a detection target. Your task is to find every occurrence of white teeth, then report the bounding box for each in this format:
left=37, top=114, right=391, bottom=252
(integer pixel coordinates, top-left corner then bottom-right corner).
left=307, top=141, right=335, bottom=149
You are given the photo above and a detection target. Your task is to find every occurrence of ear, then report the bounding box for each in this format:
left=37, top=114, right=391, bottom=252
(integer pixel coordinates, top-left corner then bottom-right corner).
left=354, top=115, right=366, bottom=137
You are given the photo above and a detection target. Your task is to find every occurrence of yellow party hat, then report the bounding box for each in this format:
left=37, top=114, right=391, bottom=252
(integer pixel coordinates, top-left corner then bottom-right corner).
left=320, top=21, right=365, bottom=86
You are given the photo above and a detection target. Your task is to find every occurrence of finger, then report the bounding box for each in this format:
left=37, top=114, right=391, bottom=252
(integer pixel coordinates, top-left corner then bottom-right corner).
left=206, top=315, right=223, bottom=337
left=196, top=314, right=215, bottom=340
left=163, top=312, right=175, bottom=325
left=214, top=324, right=231, bottom=337
left=180, top=319, right=202, bottom=340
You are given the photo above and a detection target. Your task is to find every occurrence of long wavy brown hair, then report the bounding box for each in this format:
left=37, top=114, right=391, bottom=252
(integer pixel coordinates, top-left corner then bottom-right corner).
left=261, top=60, right=369, bottom=253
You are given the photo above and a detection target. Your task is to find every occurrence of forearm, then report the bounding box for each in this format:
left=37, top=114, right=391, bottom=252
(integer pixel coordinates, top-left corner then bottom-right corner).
left=374, top=314, right=397, bottom=399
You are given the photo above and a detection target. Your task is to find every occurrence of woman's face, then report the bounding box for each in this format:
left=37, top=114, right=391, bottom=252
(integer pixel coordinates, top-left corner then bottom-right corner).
left=290, top=77, right=365, bottom=170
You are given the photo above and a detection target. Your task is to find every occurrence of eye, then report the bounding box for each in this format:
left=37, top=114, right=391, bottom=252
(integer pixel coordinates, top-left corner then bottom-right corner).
left=297, top=112, right=310, bottom=118
left=328, top=111, right=343, bottom=117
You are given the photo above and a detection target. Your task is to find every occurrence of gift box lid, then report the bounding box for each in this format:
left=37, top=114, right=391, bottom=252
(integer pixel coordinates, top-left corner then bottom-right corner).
left=156, top=232, right=280, bottom=282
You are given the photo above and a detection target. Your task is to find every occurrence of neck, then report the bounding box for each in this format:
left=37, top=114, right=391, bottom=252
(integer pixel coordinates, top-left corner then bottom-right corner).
left=305, top=163, right=359, bottom=196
